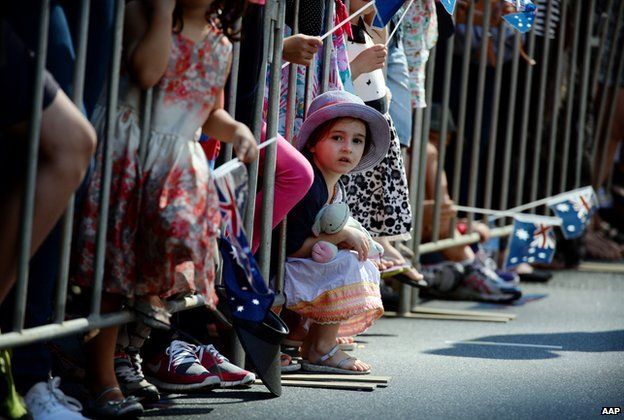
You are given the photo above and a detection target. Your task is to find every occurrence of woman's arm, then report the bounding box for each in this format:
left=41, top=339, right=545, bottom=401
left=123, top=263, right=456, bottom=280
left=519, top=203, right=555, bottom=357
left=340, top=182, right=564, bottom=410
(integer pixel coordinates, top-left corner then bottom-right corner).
left=290, top=226, right=370, bottom=261
left=124, top=0, right=175, bottom=89
left=202, top=89, right=258, bottom=163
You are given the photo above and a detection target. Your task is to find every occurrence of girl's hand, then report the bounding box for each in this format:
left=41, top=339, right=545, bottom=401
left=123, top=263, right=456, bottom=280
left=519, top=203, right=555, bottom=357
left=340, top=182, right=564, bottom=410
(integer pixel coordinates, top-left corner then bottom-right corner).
left=232, top=124, right=258, bottom=163
left=350, top=44, right=387, bottom=80
left=283, top=34, right=323, bottom=66
left=339, top=226, right=370, bottom=261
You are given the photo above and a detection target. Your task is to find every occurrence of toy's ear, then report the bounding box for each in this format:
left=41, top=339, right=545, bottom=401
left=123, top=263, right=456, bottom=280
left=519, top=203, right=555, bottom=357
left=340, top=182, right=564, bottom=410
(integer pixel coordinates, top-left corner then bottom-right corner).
left=311, top=207, right=326, bottom=236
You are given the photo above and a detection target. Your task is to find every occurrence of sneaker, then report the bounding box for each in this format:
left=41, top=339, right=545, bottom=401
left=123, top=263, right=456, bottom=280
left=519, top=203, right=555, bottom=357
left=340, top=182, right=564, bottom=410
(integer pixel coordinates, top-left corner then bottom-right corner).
left=0, top=349, right=31, bottom=419
left=114, top=351, right=160, bottom=402
left=195, top=344, right=255, bottom=387
left=144, top=340, right=220, bottom=391
left=24, top=377, right=86, bottom=420
left=458, top=263, right=522, bottom=303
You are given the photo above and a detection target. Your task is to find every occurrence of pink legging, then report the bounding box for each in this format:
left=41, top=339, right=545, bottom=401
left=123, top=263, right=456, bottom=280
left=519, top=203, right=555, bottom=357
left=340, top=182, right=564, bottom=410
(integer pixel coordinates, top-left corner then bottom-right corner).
left=252, top=132, right=314, bottom=253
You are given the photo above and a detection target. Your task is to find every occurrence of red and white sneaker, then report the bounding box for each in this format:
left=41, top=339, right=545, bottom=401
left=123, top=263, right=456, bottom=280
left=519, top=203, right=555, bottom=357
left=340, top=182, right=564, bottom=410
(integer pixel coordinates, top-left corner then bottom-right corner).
left=144, top=340, right=220, bottom=391
left=195, top=344, right=256, bottom=387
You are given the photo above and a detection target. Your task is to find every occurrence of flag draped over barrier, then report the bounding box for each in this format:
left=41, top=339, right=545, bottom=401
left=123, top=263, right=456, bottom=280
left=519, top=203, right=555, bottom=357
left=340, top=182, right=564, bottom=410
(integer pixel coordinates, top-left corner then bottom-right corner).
left=213, top=162, right=274, bottom=323
left=505, top=214, right=560, bottom=268
left=548, top=186, right=598, bottom=240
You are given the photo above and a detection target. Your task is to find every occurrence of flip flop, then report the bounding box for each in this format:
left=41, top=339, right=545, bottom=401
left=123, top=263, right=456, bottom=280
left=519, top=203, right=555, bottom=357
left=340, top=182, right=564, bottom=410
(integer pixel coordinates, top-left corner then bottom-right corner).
left=380, top=264, right=411, bottom=279
left=300, top=345, right=370, bottom=375
left=280, top=353, right=301, bottom=373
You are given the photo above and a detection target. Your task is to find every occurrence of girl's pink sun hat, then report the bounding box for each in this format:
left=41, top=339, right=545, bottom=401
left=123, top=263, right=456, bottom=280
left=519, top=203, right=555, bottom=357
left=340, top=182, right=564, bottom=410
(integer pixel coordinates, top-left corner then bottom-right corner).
left=295, top=90, right=390, bottom=173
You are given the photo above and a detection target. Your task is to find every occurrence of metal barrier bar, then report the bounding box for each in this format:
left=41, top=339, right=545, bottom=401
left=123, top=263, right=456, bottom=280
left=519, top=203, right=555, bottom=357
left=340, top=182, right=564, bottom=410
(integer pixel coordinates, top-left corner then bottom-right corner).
left=91, top=0, right=125, bottom=317
left=529, top=0, right=554, bottom=212
left=590, top=0, right=614, bottom=98
left=138, top=89, right=153, bottom=165
left=592, top=1, right=624, bottom=170
left=225, top=18, right=243, bottom=162
left=258, top=0, right=286, bottom=282
left=409, top=46, right=437, bottom=311
left=514, top=28, right=536, bottom=208
left=321, top=0, right=335, bottom=93
left=575, top=0, right=596, bottom=188
left=545, top=0, right=569, bottom=200
left=244, top=3, right=272, bottom=243
left=404, top=108, right=424, bottom=314
left=13, top=0, right=51, bottom=332
left=466, top=0, right=492, bottom=229
left=451, top=1, right=474, bottom=233
left=419, top=225, right=513, bottom=255
left=484, top=24, right=508, bottom=211
left=561, top=0, right=582, bottom=192
left=499, top=32, right=520, bottom=223
left=55, top=0, right=91, bottom=324
left=431, top=26, right=455, bottom=242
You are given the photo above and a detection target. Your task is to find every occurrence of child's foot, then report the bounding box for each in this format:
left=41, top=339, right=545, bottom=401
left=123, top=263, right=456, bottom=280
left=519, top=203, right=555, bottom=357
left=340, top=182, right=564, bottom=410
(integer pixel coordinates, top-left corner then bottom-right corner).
left=305, top=345, right=370, bottom=373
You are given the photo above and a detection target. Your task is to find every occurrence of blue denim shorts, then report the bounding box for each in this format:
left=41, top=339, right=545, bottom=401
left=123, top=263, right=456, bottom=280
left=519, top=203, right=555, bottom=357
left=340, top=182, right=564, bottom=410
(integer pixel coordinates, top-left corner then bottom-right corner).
left=386, top=40, right=413, bottom=147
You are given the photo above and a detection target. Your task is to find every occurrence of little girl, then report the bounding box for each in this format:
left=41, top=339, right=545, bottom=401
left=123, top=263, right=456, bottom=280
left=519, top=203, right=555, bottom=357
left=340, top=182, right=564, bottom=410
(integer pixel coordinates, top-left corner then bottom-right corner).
left=284, top=90, right=390, bottom=374
left=72, top=0, right=255, bottom=414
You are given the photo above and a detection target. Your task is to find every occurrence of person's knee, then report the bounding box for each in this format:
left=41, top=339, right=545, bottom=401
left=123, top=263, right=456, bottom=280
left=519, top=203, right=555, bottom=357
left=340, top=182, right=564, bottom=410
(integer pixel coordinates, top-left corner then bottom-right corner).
left=40, top=92, right=96, bottom=185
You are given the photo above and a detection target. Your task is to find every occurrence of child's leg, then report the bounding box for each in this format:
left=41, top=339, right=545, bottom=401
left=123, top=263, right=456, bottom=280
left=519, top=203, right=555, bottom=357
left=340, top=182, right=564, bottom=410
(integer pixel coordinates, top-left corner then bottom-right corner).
left=252, top=135, right=313, bottom=253
left=302, top=322, right=370, bottom=373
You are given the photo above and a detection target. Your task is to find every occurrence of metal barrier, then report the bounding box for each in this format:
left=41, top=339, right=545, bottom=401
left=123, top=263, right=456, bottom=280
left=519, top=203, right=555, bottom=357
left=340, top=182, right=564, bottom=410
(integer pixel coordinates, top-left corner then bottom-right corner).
left=1, top=0, right=622, bottom=367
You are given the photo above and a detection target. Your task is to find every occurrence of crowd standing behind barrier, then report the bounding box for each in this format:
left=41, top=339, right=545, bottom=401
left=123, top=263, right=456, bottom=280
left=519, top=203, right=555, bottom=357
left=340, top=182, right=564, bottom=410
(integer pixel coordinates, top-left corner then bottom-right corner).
left=0, top=0, right=623, bottom=418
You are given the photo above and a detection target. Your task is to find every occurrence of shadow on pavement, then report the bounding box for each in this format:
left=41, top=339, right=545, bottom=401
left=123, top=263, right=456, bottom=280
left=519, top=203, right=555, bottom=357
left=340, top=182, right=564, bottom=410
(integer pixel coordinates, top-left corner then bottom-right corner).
left=425, top=330, right=624, bottom=360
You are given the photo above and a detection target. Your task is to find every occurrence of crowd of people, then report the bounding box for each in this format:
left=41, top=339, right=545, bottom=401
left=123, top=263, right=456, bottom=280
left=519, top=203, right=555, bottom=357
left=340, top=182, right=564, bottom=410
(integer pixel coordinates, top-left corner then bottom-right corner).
left=1, top=0, right=623, bottom=418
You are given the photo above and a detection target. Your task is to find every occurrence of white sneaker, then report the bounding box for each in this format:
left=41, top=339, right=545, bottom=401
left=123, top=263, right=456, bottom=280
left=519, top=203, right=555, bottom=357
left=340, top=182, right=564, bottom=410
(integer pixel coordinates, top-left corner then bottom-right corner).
left=24, top=377, right=88, bottom=420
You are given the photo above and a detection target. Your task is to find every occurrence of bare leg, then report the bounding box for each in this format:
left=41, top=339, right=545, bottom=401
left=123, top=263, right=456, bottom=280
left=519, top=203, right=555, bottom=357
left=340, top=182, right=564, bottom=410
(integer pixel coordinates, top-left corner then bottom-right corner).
left=0, top=90, right=96, bottom=303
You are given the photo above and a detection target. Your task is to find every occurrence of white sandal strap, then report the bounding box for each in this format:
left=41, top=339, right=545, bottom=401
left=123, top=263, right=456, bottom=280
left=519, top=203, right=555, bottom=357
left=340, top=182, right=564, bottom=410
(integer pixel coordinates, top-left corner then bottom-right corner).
left=316, top=345, right=340, bottom=364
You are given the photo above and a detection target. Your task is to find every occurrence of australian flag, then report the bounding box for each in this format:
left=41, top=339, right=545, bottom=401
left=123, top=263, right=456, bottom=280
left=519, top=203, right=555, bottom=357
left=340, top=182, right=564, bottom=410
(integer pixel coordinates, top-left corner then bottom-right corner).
left=547, top=186, right=597, bottom=240
left=213, top=161, right=274, bottom=323
left=505, top=214, right=559, bottom=269
left=372, top=0, right=406, bottom=28
left=503, top=0, right=537, bottom=33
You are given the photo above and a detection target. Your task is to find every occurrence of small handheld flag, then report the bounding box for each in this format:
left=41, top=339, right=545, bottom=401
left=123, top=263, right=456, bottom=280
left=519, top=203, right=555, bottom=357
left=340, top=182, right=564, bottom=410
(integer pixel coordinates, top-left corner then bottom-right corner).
left=439, top=0, right=456, bottom=15
left=372, top=0, right=405, bottom=29
left=505, top=214, right=560, bottom=269
left=548, top=186, right=597, bottom=240
left=503, top=0, right=537, bottom=33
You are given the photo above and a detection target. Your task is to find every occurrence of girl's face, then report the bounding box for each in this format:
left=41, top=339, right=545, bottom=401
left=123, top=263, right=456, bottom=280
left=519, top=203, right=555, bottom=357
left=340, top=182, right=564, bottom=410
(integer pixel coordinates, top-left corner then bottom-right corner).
left=309, top=118, right=367, bottom=176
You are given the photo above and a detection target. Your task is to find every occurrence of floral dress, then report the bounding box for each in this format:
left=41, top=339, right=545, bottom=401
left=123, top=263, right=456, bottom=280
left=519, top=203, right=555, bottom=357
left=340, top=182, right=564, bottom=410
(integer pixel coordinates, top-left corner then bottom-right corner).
left=72, top=27, right=231, bottom=307
left=402, top=0, right=438, bottom=108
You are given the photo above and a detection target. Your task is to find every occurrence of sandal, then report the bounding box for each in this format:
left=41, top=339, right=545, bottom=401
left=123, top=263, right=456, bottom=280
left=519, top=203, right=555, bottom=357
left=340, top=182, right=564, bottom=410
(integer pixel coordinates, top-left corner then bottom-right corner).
left=301, top=345, right=370, bottom=375
left=280, top=353, right=301, bottom=373
left=85, top=386, right=143, bottom=419
left=131, top=300, right=171, bottom=330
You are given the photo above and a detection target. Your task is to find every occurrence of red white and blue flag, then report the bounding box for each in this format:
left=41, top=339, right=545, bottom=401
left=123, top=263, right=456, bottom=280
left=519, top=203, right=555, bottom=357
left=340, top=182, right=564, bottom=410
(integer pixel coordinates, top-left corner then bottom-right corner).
left=505, top=214, right=560, bottom=269
left=547, top=186, right=598, bottom=240
left=213, top=161, right=274, bottom=323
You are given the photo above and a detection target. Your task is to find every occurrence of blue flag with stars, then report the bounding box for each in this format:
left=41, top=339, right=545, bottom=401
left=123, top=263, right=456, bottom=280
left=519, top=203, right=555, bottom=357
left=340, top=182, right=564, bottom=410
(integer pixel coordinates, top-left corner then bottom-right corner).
left=505, top=214, right=560, bottom=269
left=503, top=0, right=537, bottom=33
left=547, top=187, right=598, bottom=240
left=372, top=0, right=406, bottom=29
left=214, top=161, right=274, bottom=323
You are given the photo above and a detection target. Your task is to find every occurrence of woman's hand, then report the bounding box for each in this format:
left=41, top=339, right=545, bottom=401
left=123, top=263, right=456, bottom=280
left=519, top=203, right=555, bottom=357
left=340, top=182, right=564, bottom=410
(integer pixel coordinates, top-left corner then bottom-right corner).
left=349, top=44, right=387, bottom=80
left=232, top=124, right=258, bottom=163
left=282, top=34, right=323, bottom=66
left=338, top=226, right=370, bottom=261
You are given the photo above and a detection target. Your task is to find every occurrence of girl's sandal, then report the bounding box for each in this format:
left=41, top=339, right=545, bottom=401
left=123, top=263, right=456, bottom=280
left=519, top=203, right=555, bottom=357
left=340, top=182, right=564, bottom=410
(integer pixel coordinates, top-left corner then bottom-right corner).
left=132, top=300, right=171, bottom=330
left=301, top=345, right=370, bottom=375
left=85, top=386, right=143, bottom=418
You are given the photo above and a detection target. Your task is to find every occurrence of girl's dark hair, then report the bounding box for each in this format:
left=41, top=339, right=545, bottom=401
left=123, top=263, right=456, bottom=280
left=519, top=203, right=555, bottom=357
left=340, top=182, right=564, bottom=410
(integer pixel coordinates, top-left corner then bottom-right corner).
left=303, top=117, right=372, bottom=161
left=172, top=1, right=246, bottom=41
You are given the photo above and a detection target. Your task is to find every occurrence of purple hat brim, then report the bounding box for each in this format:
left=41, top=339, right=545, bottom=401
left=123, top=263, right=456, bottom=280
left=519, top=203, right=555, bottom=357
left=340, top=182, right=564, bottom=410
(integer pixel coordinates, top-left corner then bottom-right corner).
left=295, top=102, right=390, bottom=173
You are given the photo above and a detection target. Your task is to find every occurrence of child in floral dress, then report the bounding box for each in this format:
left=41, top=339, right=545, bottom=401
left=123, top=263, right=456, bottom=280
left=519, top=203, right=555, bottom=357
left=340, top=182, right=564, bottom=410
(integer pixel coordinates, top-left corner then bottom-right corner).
left=71, top=0, right=255, bottom=414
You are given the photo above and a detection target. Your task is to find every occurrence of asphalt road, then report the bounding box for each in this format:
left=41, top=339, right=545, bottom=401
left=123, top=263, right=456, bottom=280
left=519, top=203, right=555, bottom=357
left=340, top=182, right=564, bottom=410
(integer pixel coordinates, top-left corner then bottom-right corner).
left=141, top=270, right=624, bottom=420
